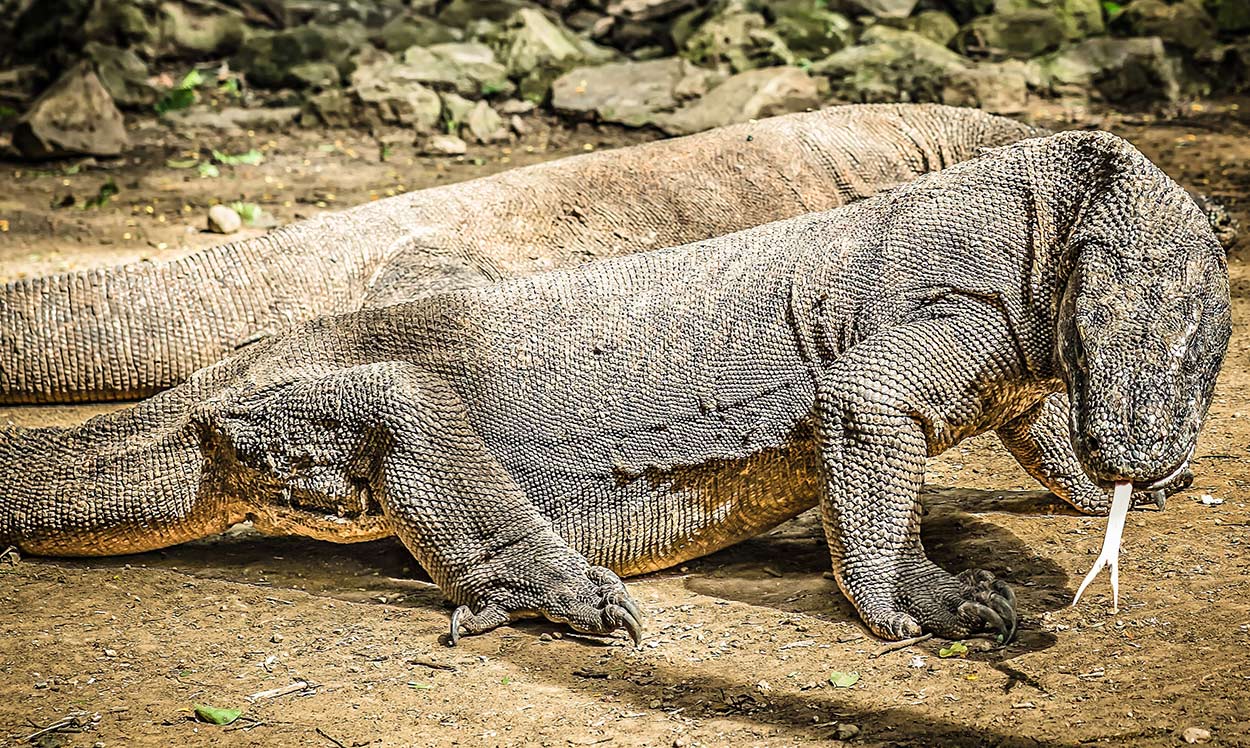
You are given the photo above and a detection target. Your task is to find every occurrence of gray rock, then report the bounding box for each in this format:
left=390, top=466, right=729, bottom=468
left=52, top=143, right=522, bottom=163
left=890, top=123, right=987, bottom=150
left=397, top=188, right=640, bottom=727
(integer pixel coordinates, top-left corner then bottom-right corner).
left=466, top=100, right=509, bottom=142
left=682, top=7, right=794, bottom=72
left=847, top=0, right=920, bottom=19
left=400, top=42, right=516, bottom=97
left=499, top=98, right=537, bottom=113
left=767, top=0, right=856, bottom=58
left=1211, top=0, right=1250, bottom=32
left=156, top=1, right=248, bottom=60
left=13, top=62, right=129, bottom=159
left=351, top=55, right=444, bottom=131
left=993, top=0, right=1104, bottom=39
left=166, top=105, right=301, bottom=132
left=1037, top=36, right=1181, bottom=102
left=551, top=57, right=719, bottom=127
left=607, top=0, right=697, bottom=22
left=656, top=65, right=823, bottom=136
left=207, top=204, right=242, bottom=235
left=302, top=88, right=355, bottom=127
left=377, top=13, right=461, bottom=53
left=906, top=10, right=960, bottom=46
left=500, top=8, right=615, bottom=100
left=811, top=26, right=968, bottom=103
left=438, top=0, right=534, bottom=26
left=943, top=61, right=1032, bottom=113
left=440, top=91, right=476, bottom=130
left=84, top=42, right=154, bottom=108
left=83, top=0, right=157, bottom=52
left=956, top=9, right=1067, bottom=59
left=421, top=133, right=468, bottom=155
left=233, top=22, right=368, bottom=89
left=1122, top=0, right=1216, bottom=52
left=290, top=62, right=342, bottom=89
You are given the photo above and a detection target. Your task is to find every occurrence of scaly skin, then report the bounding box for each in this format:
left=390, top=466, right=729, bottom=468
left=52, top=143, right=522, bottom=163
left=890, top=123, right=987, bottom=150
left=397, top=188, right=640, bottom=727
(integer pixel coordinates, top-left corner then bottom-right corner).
left=0, top=104, right=1041, bottom=404
left=0, top=132, right=1230, bottom=644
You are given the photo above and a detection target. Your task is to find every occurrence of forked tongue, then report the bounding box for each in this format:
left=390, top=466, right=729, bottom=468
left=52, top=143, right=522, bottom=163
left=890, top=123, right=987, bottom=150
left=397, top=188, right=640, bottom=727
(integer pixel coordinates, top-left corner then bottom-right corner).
left=1071, top=481, right=1133, bottom=612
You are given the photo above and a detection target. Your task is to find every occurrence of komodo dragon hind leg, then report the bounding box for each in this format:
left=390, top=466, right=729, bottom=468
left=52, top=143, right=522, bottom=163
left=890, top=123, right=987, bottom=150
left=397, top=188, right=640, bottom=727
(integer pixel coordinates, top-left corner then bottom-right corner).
left=814, top=307, right=1020, bottom=642
left=206, top=361, right=643, bottom=645
left=997, top=392, right=1193, bottom=514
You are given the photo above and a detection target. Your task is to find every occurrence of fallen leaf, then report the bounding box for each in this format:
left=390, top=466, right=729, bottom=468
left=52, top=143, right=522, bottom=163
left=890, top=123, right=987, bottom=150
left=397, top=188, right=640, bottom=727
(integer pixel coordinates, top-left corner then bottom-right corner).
left=193, top=704, right=241, bottom=725
left=938, top=642, right=968, bottom=659
left=828, top=671, right=859, bottom=688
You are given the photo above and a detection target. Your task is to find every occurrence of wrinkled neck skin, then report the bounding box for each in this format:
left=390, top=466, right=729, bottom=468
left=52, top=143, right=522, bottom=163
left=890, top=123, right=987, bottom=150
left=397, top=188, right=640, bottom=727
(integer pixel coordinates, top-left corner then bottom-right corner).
left=1046, top=133, right=1232, bottom=487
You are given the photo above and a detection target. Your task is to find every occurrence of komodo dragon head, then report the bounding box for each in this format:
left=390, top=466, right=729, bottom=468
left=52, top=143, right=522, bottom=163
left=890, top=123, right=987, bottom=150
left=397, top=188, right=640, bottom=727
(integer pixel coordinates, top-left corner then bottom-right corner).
left=1055, top=133, right=1231, bottom=492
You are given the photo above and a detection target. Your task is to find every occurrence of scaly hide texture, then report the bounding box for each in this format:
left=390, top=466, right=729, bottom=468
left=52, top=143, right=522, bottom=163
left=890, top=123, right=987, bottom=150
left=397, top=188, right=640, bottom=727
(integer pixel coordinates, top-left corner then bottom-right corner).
left=0, top=104, right=1042, bottom=403
left=0, top=132, right=1230, bottom=644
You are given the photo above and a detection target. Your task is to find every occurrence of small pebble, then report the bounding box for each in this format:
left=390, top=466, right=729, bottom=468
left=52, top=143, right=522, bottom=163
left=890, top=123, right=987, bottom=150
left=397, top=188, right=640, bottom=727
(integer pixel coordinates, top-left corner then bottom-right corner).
left=835, top=723, right=860, bottom=740
left=207, top=204, right=241, bottom=234
left=1182, top=727, right=1212, bottom=744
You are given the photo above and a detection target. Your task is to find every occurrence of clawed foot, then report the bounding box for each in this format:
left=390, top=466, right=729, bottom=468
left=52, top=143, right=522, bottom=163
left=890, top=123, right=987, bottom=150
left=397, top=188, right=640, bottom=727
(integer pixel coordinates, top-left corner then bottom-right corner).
left=448, top=566, right=643, bottom=646
left=860, top=565, right=1017, bottom=643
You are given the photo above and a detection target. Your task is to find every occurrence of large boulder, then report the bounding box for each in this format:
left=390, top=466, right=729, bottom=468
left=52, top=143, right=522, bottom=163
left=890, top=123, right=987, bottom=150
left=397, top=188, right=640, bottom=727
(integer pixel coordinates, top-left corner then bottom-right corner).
left=438, top=0, right=535, bottom=26
left=845, top=0, right=921, bottom=19
left=682, top=5, right=794, bottom=72
left=551, top=57, right=719, bottom=127
left=498, top=8, right=614, bottom=100
left=993, top=0, right=1104, bottom=39
left=84, top=42, right=153, bottom=107
left=1037, top=36, right=1181, bottom=102
left=956, top=9, right=1068, bottom=58
left=656, top=65, right=823, bottom=135
left=942, top=60, right=1034, bottom=113
left=465, top=99, right=509, bottom=142
left=83, top=0, right=158, bottom=51
left=13, top=61, right=128, bottom=158
left=376, top=13, right=461, bottom=52
left=350, top=52, right=443, bottom=131
left=906, top=10, right=961, bottom=45
left=1209, top=0, right=1250, bottom=32
left=1121, top=0, right=1217, bottom=52
left=401, top=42, right=516, bottom=97
left=811, top=26, right=968, bottom=103
left=233, top=23, right=368, bottom=89
left=763, top=0, right=856, bottom=59
left=156, top=1, right=248, bottom=59
left=10, top=0, right=93, bottom=67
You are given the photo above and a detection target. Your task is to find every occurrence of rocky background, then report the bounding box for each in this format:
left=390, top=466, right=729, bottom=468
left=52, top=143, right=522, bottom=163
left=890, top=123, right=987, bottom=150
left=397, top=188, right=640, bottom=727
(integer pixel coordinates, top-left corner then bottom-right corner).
left=0, top=0, right=1248, bottom=160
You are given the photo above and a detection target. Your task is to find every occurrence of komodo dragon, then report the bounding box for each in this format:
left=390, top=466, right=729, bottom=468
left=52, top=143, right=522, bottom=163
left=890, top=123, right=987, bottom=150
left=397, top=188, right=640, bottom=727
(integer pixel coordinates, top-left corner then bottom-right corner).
left=1, top=104, right=1043, bottom=404
left=0, top=131, right=1230, bottom=644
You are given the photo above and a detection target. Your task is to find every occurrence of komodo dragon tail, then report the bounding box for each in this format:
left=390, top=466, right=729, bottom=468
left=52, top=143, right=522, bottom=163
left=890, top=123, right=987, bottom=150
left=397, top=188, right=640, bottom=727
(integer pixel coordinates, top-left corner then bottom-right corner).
left=0, top=390, right=236, bottom=556
left=0, top=104, right=1042, bottom=405
left=0, top=201, right=411, bottom=404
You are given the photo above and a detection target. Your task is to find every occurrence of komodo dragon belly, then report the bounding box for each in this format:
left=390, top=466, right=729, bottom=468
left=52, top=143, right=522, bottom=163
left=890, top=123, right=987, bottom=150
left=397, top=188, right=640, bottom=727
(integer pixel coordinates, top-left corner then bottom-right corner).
left=537, top=427, right=826, bottom=577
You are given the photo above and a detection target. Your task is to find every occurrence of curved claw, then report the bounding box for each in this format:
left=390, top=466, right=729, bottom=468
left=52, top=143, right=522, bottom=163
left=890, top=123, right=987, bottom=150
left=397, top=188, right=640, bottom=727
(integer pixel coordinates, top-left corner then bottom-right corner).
left=449, top=605, right=469, bottom=647
left=611, top=604, right=644, bottom=647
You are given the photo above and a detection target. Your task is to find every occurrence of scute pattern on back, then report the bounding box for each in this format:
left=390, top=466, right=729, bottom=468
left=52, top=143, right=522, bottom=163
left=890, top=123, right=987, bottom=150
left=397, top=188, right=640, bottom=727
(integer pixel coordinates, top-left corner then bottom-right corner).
left=0, top=131, right=1230, bottom=645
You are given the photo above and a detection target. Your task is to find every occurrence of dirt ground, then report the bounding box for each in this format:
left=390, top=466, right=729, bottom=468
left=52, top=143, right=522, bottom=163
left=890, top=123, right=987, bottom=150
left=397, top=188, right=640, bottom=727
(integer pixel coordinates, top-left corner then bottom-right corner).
left=3, top=101, right=1250, bottom=748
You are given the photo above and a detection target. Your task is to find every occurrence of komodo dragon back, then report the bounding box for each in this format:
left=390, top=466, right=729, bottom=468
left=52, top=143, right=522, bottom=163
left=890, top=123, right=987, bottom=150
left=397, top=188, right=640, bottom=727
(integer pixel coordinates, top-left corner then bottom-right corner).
left=0, top=104, right=1038, bottom=404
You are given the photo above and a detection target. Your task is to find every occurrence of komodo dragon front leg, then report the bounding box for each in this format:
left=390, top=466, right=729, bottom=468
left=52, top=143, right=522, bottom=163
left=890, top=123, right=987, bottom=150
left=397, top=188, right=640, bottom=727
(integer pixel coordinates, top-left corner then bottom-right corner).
left=814, top=304, right=1023, bottom=641
left=200, top=361, right=643, bottom=645
left=997, top=393, right=1193, bottom=514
